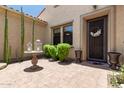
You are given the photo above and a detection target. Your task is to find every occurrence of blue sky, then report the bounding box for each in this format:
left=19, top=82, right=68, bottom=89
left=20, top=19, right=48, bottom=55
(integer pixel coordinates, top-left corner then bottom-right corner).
left=7, top=5, right=45, bottom=17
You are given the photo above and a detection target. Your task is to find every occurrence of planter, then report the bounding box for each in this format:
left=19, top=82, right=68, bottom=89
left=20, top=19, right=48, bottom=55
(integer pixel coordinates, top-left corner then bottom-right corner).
left=75, top=50, right=82, bottom=63
left=108, top=52, right=121, bottom=70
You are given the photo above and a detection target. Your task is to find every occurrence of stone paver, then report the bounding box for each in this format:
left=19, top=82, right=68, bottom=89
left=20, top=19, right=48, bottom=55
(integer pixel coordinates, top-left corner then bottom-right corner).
left=0, top=59, right=110, bottom=88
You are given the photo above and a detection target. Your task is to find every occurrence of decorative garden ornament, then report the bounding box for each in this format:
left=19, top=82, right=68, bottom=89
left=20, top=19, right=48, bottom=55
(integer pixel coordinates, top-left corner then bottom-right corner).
left=27, top=42, right=32, bottom=51
left=90, top=29, right=102, bottom=37
left=35, top=39, right=42, bottom=51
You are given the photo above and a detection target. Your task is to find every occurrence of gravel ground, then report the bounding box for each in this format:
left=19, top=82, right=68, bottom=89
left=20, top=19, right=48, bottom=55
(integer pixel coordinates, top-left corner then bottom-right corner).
left=0, top=58, right=111, bottom=88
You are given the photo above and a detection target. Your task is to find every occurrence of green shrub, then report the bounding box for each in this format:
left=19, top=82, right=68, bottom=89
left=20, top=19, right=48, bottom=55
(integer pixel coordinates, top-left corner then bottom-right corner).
left=48, top=45, right=58, bottom=60
left=110, top=65, right=124, bottom=87
left=20, top=7, right=25, bottom=61
left=119, top=65, right=124, bottom=83
left=43, top=44, right=51, bottom=58
left=57, top=43, right=71, bottom=62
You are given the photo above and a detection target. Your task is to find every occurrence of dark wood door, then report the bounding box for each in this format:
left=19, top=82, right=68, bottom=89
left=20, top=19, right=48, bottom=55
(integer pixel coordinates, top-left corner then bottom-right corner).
left=87, top=16, right=108, bottom=62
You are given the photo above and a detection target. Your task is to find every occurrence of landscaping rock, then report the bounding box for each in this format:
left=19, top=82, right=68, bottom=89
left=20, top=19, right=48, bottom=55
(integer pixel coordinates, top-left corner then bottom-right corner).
left=0, top=63, right=7, bottom=70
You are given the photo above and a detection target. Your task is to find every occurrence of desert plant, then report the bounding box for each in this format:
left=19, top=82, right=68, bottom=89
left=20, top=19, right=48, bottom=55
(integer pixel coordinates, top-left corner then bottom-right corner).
left=57, top=43, right=71, bottom=61
left=3, top=10, right=12, bottom=64
left=8, top=46, right=12, bottom=64
left=43, top=44, right=51, bottom=58
left=20, top=7, right=25, bottom=61
left=119, top=65, right=124, bottom=83
left=110, top=65, right=124, bottom=87
left=32, top=19, right=35, bottom=50
left=48, top=45, right=58, bottom=60
left=3, top=9, right=9, bottom=63
left=110, top=72, right=120, bottom=87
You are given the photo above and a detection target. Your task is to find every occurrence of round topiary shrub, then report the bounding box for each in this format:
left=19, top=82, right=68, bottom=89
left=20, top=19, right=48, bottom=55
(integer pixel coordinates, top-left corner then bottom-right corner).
left=48, top=45, right=58, bottom=60
left=43, top=44, right=51, bottom=58
left=57, top=43, right=71, bottom=62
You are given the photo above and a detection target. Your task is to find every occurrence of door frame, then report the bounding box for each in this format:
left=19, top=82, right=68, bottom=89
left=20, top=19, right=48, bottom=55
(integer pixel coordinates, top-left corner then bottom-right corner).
left=81, top=6, right=116, bottom=61
left=87, top=16, right=108, bottom=62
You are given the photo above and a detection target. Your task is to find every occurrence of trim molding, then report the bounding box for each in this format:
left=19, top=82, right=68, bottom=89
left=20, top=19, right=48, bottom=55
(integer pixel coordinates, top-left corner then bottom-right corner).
left=81, top=6, right=115, bottom=60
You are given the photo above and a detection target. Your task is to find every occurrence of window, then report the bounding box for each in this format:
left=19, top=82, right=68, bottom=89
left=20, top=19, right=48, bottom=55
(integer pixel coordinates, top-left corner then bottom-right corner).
left=63, top=24, right=73, bottom=45
left=53, top=28, right=61, bottom=45
left=52, top=23, right=73, bottom=45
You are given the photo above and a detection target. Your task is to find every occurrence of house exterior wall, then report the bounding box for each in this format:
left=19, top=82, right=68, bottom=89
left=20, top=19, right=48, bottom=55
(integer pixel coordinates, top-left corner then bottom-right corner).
left=0, top=6, right=47, bottom=61
left=1, top=5, right=124, bottom=64
left=116, top=6, right=124, bottom=64
left=39, top=5, right=108, bottom=45
left=38, top=5, right=112, bottom=59
left=39, top=5, right=124, bottom=63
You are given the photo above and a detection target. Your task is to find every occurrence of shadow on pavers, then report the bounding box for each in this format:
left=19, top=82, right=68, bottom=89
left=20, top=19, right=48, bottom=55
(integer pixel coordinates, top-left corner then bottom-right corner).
left=24, top=65, right=43, bottom=72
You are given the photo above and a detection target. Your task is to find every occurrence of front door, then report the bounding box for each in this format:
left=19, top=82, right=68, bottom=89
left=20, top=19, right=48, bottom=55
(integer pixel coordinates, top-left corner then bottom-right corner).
left=87, top=16, right=108, bottom=62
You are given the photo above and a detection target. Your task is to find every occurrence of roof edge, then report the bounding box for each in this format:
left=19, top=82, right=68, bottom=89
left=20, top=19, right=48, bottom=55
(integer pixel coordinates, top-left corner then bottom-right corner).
left=0, top=5, right=47, bottom=25
left=37, top=8, right=46, bottom=17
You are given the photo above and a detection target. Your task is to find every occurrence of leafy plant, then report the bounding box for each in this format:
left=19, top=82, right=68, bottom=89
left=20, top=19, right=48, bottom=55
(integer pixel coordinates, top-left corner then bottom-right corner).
left=119, top=65, right=124, bottom=84
left=110, top=65, right=124, bottom=87
left=57, top=43, right=71, bottom=61
left=110, top=72, right=120, bottom=87
left=20, top=7, right=25, bottom=61
left=3, top=9, right=9, bottom=63
left=43, top=44, right=51, bottom=58
left=48, top=45, right=58, bottom=60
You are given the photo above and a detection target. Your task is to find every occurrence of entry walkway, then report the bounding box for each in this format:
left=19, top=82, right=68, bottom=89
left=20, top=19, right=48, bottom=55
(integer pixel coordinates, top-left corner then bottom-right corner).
left=0, top=59, right=111, bottom=88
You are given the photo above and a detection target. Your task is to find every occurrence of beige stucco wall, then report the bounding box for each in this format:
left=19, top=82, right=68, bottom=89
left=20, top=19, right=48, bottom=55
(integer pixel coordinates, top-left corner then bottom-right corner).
left=116, top=6, right=124, bottom=64
left=1, top=5, right=124, bottom=64
left=39, top=5, right=124, bottom=64
left=0, top=6, right=47, bottom=61
left=38, top=5, right=110, bottom=59
left=0, top=8, right=4, bottom=61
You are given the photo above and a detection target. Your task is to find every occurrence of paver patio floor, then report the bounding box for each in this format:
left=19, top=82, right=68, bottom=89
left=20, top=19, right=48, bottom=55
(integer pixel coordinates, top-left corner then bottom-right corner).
left=0, top=58, right=111, bottom=88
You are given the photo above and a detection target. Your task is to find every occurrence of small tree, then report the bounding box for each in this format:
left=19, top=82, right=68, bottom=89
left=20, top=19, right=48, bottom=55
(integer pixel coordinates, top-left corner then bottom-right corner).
left=3, top=10, right=11, bottom=64
left=32, top=19, right=35, bottom=50
left=3, top=10, right=9, bottom=63
left=20, top=7, right=25, bottom=61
